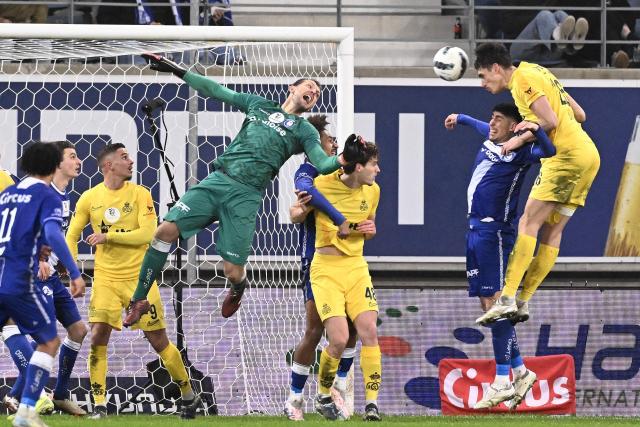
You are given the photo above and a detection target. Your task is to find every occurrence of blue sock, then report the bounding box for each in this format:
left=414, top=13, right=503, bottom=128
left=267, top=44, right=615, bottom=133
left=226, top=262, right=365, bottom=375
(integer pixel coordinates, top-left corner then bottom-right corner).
left=490, top=319, right=514, bottom=380
left=21, top=351, right=53, bottom=408
left=337, top=347, right=356, bottom=378
left=4, top=330, right=34, bottom=399
left=290, top=362, right=310, bottom=394
left=510, top=328, right=527, bottom=376
left=53, top=337, right=82, bottom=400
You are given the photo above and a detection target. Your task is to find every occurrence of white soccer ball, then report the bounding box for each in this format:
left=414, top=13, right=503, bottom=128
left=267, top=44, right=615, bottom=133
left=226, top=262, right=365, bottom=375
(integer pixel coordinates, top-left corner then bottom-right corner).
left=433, top=46, right=469, bottom=81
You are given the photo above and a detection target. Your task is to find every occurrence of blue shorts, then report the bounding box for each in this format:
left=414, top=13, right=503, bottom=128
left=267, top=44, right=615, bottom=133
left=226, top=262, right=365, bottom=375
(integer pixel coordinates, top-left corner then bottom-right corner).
left=0, top=289, right=58, bottom=344
left=466, top=226, right=515, bottom=298
left=37, top=275, right=82, bottom=328
left=300, top=258, right=314, bottom=303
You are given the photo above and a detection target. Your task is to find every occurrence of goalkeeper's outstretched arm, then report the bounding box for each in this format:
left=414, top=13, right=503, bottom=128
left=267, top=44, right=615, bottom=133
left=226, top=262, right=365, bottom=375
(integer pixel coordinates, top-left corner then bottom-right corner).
left=142, top=53, right=243, bottom=108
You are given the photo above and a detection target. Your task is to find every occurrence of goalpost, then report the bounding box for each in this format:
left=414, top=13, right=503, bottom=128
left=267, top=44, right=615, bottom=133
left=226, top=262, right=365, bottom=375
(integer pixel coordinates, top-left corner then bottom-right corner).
left=0, top=24, right=354, bottom=416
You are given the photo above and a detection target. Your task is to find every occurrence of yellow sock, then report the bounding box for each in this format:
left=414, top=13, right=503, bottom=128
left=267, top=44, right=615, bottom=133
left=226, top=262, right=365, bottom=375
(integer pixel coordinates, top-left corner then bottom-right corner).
left=159, top=342, right=192, bottom=396
left=88, top=345, right=108, bottom=405
left=520, top=243, right=559, bottom=301
left=360, top=345, right=382, bottom=402
left=317, top=348, right=340, bottom=395
left=502, top=234, right=537, bottom=298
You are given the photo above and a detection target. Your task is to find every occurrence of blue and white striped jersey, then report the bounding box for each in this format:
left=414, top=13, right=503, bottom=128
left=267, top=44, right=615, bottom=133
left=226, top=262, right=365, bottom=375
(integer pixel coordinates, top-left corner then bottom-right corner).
left=458, top=114, right=555, bottom=227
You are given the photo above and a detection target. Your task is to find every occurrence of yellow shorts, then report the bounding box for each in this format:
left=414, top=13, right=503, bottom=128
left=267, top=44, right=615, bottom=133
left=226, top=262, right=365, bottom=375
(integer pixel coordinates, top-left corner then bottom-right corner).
left=89, top=277, right=165, bottom=331
left=530, top=140, right=600, bottom=207
left=310, top=253, right=378, bottom=322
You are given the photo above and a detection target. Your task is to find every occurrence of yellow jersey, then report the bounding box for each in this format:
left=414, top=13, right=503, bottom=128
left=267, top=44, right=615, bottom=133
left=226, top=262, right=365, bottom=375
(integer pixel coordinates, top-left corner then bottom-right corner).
left=508, top=61, right=592, bottom=154
left=313, top=170, right=380, bottom=257
left=66, top=181, right=157, bottom=280
left=0, top=169, right=15, bottom=192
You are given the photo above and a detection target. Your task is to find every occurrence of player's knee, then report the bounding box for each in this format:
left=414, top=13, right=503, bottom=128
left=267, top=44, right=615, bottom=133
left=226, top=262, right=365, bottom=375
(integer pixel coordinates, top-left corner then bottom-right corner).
left=305, top=323, right=324, bottom=344
left=39, top=336, right=61, bottom=355
left=67, top=321, right=88, bottom=342
left=327, top=338, right=347, bottom=356
left=155, top=221, right=179, bottom=244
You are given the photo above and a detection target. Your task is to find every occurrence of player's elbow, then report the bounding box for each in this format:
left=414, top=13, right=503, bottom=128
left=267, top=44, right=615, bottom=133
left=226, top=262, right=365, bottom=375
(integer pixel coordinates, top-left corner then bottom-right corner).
left=574, top=110, right=586, bottom=123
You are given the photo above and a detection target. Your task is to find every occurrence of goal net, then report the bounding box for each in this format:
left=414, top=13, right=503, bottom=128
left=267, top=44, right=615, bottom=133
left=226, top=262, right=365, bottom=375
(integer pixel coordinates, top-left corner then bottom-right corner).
left=0, top=24, right=354, bottom=416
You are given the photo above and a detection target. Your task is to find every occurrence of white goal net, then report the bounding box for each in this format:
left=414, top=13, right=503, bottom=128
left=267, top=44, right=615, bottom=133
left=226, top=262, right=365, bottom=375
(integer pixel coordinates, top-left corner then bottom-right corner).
left=0, top=24, right=354, bottom=416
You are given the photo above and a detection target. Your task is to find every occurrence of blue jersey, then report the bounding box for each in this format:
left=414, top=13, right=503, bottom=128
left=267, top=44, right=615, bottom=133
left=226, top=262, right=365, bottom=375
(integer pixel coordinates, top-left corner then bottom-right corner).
left=0, top=177, right=63, bottom=294
left=34, top=182, right=70, bottom=281
left=459, top=114, right=554, bottom=227
left=294, top=162, right=318, bottom=262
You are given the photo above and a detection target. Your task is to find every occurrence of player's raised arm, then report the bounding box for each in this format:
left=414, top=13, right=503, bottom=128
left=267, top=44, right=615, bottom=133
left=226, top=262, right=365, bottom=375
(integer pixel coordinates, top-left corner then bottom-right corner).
left=65, top=191, right=91, bottom=261
left=455, top=114, right=491, bottom=138
left=142, top=53, right=254, bottom=111
left=517, top=121, right=556, bottom=161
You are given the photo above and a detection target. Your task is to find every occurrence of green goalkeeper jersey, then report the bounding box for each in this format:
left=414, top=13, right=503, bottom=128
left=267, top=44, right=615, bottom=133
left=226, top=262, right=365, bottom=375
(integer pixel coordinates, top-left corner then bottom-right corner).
left=183, top=72, right=341, bottom=191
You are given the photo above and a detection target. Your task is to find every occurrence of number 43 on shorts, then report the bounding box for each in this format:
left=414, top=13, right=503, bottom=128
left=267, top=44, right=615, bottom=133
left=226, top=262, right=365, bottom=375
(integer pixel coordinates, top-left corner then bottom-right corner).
left=365, top=287, right=377, bottom=301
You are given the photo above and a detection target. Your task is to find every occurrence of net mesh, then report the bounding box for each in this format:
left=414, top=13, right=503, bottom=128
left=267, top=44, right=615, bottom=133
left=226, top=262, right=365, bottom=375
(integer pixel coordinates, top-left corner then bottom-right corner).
left=0, top=39, right=340, bottom=415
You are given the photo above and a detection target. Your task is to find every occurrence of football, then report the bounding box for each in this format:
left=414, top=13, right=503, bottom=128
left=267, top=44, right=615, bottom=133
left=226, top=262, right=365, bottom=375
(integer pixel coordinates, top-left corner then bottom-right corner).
left=433, top=46, right=469, bottom=81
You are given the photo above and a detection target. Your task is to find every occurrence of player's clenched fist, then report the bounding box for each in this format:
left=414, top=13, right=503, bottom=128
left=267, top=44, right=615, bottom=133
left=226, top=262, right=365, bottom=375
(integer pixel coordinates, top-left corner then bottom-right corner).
left=69, top=276, right=86, bottom=298
left=444, top=113, right=459, bottom=130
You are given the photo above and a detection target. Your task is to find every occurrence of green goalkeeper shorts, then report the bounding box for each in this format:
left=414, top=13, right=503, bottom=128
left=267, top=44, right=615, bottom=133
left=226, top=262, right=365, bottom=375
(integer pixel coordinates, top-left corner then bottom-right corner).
left=163, top=170, right=262, bottom=265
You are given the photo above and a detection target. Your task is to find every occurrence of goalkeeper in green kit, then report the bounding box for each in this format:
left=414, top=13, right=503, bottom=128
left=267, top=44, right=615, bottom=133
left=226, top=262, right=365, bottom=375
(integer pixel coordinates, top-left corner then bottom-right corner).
left=124, top=53, right=358, bottom=326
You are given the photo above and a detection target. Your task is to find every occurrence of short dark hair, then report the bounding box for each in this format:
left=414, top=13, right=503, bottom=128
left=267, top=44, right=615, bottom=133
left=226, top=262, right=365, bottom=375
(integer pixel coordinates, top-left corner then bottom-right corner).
left=20, top=141, right=62, bottom=176
left=307, top=114, right=329, bottom=134
left=474, top=43, right=512, bottom=70
left=52, top=140, right=75, bottom=155
left=97, top=143, right=126, bottom=167
left=343, top=140, right=378, bottom=174
left=492, top=103, right=522, bottom=123
left=291, top=78, right=321, bottom=91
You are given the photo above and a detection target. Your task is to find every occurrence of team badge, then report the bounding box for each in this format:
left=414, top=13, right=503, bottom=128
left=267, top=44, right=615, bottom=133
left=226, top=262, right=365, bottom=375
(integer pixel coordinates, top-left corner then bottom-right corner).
left=123, top=202, right=133, bottom=213
left=360, top=200, right=369, bottom=211
left=268, top=112, right=285, bottom=124
left=62, top=200, right=70, bottom=217
left=283, top=118, right=295, bottom=128
left=104, top=207, right=121, bottom=223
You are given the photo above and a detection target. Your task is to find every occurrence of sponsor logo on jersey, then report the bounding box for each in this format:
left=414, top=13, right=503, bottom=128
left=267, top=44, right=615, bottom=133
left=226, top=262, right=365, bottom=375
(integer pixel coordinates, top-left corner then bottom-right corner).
left=104, top=207, right=120, bottom=223
left=100, top=220, right=112, bottom=233
left=283, top=118, right=295, bottom=128
left=0, top=193, right=31, bottom=204
left=268, top=112, right=285, bottom=124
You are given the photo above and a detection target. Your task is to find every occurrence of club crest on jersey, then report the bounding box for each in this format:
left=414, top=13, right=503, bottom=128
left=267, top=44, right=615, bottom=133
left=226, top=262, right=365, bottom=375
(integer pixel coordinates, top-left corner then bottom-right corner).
left=283, top=118, right=295, bottom=128
left=268, top=112, right=285, bottom=124
left=360, top=200, right=369, bottom=211
left=104, top=207, right=120, bottom=223
left=123, top=202, right=132, bottom=213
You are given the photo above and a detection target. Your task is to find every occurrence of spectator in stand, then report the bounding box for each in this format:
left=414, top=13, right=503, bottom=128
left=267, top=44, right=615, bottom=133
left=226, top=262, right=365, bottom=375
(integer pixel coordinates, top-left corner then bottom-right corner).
left=0, top=4, right=47, bottom=23
left=207, top=1, right=244, bottom=65
left=509, top=10, right=589, bottom=67
left=606, top=0, right=640, bottom=68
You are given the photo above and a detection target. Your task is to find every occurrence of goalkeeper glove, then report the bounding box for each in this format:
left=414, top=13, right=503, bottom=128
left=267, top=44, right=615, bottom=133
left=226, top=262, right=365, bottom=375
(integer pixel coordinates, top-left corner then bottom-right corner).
left=341, top=133, right=366, bottom=164
left=141, top=53, right=187, bottom=79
